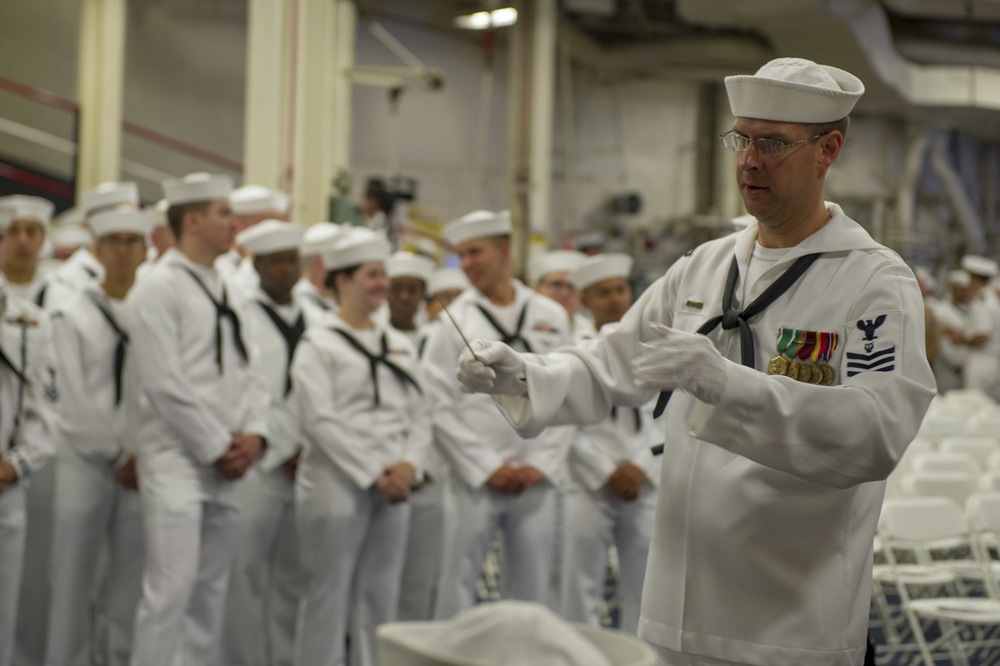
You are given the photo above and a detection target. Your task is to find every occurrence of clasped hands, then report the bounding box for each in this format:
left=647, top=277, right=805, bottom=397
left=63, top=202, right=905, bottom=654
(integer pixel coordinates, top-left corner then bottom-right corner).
left=215, top=434, right=265, bottom=481
left=456, top=323, right=728, bottom=404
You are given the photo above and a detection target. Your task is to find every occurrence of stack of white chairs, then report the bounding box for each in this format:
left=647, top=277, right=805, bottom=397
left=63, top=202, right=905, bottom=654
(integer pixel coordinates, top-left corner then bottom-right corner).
left=873, top=495, right=1000, bottom=665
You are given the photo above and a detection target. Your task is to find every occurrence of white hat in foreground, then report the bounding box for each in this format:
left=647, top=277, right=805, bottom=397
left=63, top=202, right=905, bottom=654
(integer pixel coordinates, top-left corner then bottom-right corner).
left=81, top=181, right=140, bottom=215
left=960, top=255, right=999, bottom=279
left=571, top=253, right=634, bottom=291
left=378, top=601, right=655, bottom=666
left=231, top=185, right=290, bottom=216
left=300, top=222, right=347, bottom=257
left=162, top=172, right=233, bottom=206
left=386, top=251, right=435, bottom=283
left=0, top=195, right=55, bottom=227
left=89, top=210, right=156, bottom=240
left=528, top=250, right=586, bottom=285
left=443, top=209, right=511, bottom=247
left=237, top=219, right=304, bottom=257
left=725, top=57, right=864, bottom=124
left=322, top=228, right=391, bottom=272
left=428, top=267, right=470, bottom=295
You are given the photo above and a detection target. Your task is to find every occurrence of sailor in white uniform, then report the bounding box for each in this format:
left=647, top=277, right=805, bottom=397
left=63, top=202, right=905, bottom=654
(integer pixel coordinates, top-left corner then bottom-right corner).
left=933, top=270, right=974, bottom=392
left=558, top=254, right=660, bottom=634
left=216, top=185, right=290, bottom=300
left=954, top=255, right=1000, bottom=401
left=221, top=220, right=307, bottom=666
left=44, top=209, right=153, bottom=666
left=456, top=59, right=936, bottom=666
left=385, top=251, right=434, bottom=344
left=293, top=222, right=344, bottom=321
left=0, top=206, right=59, bottom=666
left=292, top=228, right=431, bottom=666
left=0, top=194, right=74, bottom=666
left=528, top=250, right=591, bottom=340
left=423, top=268, right=469, bottom=327
left=127, top=173, right=270, bottom=666
left=422, top=210, right=573, bottom=619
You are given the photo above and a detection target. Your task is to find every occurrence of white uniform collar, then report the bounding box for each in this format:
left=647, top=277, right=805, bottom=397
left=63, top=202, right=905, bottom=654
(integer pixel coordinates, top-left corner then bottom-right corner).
left=467, top=279, right=532, bottom=310
left=164, top=248, right=219, bottom=280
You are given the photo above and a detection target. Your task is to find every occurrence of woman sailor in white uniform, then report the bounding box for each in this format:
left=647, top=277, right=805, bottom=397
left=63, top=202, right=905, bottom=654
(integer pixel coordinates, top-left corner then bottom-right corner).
left=292, top=228, right=431, bottom=666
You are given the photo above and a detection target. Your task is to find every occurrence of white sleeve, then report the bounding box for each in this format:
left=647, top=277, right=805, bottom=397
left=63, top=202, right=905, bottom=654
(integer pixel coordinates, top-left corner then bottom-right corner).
left=422, top=324, right=505, bottom=488
left=129, top=281, right=230, bottom=466
left=292, top=338, right=384, bottom=489
left=4, top=315, right=58, bottom=479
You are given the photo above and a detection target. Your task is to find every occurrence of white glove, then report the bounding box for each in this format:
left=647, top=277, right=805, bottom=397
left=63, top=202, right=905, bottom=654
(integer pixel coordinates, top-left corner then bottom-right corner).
left=631, top=323, right=728, bottom=405
left=456, top=339, right=527, bottom=396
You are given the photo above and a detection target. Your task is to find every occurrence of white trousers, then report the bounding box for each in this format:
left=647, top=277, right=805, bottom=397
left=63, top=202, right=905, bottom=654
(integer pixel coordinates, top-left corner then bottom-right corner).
left=433, top=479, right=557, bottom=619
left=295, top=465, right=410, bottom=666
left=15, top=461, right=55, bottom=666
left=396, top=477, right=445, bottom=621
left=653, top=645, right=751, bottom=666
left=222, top=466, right=299, bottom=666
left=45, top=449, right=144, bottom=666
left=559, top=484, right=656, bottom=634
left=0, top=484, right=27, bottom=666
left=128, top=489, right=239, bottom=666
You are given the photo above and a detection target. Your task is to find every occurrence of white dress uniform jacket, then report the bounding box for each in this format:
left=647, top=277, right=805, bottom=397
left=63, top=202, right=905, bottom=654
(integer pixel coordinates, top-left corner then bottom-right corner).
left=222, top=289, right=310, bottom=666
left=493, top=205, right=936, bottom=666
left=0, top=286, right=58, bottom=666
left=422, top=281, right=573, bottom=618
left=293, top=278, right=337, bottom=322
left=46, top=287, right=143, bottom=666
left=52, top=248, right=105, bottom=291
left=126, top=249, right=270, bottom=666
left=962, top=288, right=1000, bottom=400
left=292, top=315, right=431, bottom=666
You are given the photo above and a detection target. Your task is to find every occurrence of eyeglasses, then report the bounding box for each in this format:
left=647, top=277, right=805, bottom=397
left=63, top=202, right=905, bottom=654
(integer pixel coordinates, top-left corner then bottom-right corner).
left=719, top=131, right=828, bottom=158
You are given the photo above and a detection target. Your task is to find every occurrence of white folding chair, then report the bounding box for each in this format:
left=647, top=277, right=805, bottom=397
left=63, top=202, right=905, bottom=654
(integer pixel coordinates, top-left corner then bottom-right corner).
left=910, top=453, right=982, bottom=476
left=989, top=451, right=1000, bottom=473
left=919, top=411, right=973, bottom=438
left=967, top=410, right=1000, bottom=438
left=880, top=498, right=1000, bottom=666
left=981, top=472, right=1000, bottom=493
left=939, top=437, right=1000, bottom=470
left=903, top=471, right=978, bottom=508
left=942, top=389, right=995, bottom=410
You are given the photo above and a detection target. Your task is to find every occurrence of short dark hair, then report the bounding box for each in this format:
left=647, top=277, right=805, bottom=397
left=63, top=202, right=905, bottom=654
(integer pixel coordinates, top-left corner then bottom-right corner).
left=166, top=201, right=210, bottom=240
left=807, top=116, right=850, bottom=141
left=325, top=264, right=362, bottom=296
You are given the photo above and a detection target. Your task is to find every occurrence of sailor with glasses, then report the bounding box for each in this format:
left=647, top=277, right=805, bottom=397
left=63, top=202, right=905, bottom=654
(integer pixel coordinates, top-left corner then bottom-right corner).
left=455, top=58, right=935, bottom=666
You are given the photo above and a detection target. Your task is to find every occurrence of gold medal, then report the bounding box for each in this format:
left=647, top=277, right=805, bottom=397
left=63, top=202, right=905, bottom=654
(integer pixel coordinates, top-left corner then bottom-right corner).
left=820, top=362, right=835, bottom=386
left=809, top=364, right=824, bottom=385
left=768, top=355, right=788, bottom=376
left=785, top=360, right=799, bottom=381
left=796, top=364, right=813, bottom=383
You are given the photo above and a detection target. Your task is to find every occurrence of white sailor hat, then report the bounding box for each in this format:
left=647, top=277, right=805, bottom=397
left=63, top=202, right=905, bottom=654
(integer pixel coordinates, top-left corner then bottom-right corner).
left=0, top=207, right=13, bottom=230
left=428, top=267, right=470, bottom=295
left=322, top=228, right=391, bottom=272
left=162, top=172, right=233, bottom=206
left=725, top=57, right=864, bottom=124
left=81, top=181, right=140, bottom=215
left=528, top=250, right=587, bottom=285
left=300, top=222, right=347, bottom=257
left=960, top=255, right=999, bottom=279
left=571, top=253, right=634, bottom=291
left=386, top=251, right=435, bottom=283
left=144, top=199, right=169, bottom=227
left=0, top=195, right=55, bottom=227
left=443, top=209, right=511, bottom=247
left=230, top=185, right=290, bottom=216
left=574, top=231, right=605, bottom=251
left=237, top=219, right=304, bottom=257
left=948, top=270, right=971, bottom=288
left=377, top=601, right=655, bottom=666
left=50, top=223, right=92, bottom=248
left=89, top=210, right=156, bottom=239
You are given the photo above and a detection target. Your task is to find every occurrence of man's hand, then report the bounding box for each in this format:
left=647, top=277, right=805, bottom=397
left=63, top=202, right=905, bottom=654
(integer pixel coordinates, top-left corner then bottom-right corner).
left=606, top=463, right=645, bottom=502
left=114, top=456, right=139, bottom=491
left=283, top=452, right=300, bottom=480
left=0, top=460, right=18, bottom=495
left=487, top=464, right=525, bottom=495
left=514, top=465, right=546, bottom=490
left=456, top=340, right=527, bottom=396
left=632, top=324, right=729, bottom=405
left=215, top=434, right=265, bottom=481
left=377, top=463, right=415, bottom=504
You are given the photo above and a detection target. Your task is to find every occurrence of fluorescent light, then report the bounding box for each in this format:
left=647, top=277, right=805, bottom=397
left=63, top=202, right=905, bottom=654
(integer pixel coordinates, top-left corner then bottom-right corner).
left=454, top=7, right=518, bottom=30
